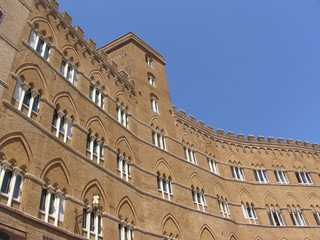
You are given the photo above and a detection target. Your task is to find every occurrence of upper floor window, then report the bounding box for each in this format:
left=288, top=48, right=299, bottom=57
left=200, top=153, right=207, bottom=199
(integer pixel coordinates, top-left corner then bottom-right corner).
left=218, top=197, right=230, bottom=218
left=184, top=147, right=196, bottom=164
left=208, top=158, right=219, bottom=174
left=152, top=131, right=166, bottom=150
left=274, top=170, right=289, bottom=184
left=117, top=106, right=128, bottom=128
left=86, top=134, right=104, bottom=164
left=38, top=186, right=65, bottom=227
left=242, top=202, right=257, bottom=224
left=267, top=205, right=285, bottom=226
left=157, top=173, right=172, bottom=200
left=312, top=206, right=320, bottom=225
left=151, top=98, right=159, bottom=113
left=82, top=208, right=102, bottom=238
left=295, top=171, right=313, bottom=185
left=253, top=169, right=269, bottom=184
left=60, top=59, right=78, bottom=85
left=117, top=155, right=131, bottom=182
left=289, top=206, right=306, bottom=226
left=192, top=187, right=206, bottom=212
left=0, top=9, right=4, bottom=24
left=148, top=74, right=155, bottom=86
left=28, top=30, right=51, bottom=60
left=231, top=166, right=245, bottom=181
left=145, top=55, right=152, bottom=66
left=119, top=221, right=134, bottom=240
left=89, top=84, right=104, bottom=108
left=13, top=79, right=40, bottom=118
left=51, top=108, right=73, bottom=143
left=0, top=162, right=23, bottom=207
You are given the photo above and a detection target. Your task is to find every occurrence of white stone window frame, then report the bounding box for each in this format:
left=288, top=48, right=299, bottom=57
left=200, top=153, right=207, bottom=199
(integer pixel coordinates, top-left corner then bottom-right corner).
left=151, top=98, right=159, bottom=113
left=192, top=188, right=206, bottom=212
left=253, top=169, right=269, bottom=184
left=184, top=146, right=196, bottom=164
left=152, top=131, right=166, bottom=150
left=208, top=158, right=219, bottom=175
left=38, top=185, right=65, bottom=227
left=86, top=133, right=104, bottom=164
left=274, top=170, right=289, bottom=184
left=28, top=30, right=51, bottom=61
left=89, top=84, right=104, bottom=109
left=289, top=206, right=307, bottom=226
left=117, top=155, right=131, bottom=182
left=119, top=220, right=134, bottom=240
left=82, top=206, right=103, bottom=239
left=231, top=166, right=245, bottom=181
left=51, top=109, right=73, bottom=143
left=13, top=79, right=41, bottom=118
left=296, top=171, right=313, bottom=185
left=0, top=162, right=24, bottom=207
left=242, top=202, right=257, bottom=224
left=218, top=197, right=230, bottom=218
left=60, top=59, right=78, bottom=86
left=157, top=173, right=172, bottom=200
left=117, top=106, right=128, bottom=128
left=267, top=206, right=285, bottom=226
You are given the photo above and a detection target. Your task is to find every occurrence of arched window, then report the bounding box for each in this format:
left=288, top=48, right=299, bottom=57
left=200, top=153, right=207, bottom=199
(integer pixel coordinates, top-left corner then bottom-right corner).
left=230, top=166, right=245, bottom=181
left=289, top=205, right=307, bottom=226
left=13, top=79, right=41, bottom=118
left=117, top=154, right=131, bottom=182
left=191, top=187, right=206, bottom=212
left=51, top=108, right=73, bottom=143
left=241, top=202, right=257, bottom=224
left=89, top=84, right=104, bottom=108
left=267, top=205, right=285, bottom=226
left=274, top=170, right=289, bottom=184
left=28, top=30, right=51, bottom=60
left=0, top=161, right=24, bottom=207
left=60, top=59, right=78, bottom=85
left=86, top=133, right=104, bottom=164
left=148, top=73, right=155, bottom=86
left=208, top=158, right=219, bottom=174
left=157, top=173, right=172, bottom=200
left=117, top=105, right=128, bottom=128
left=152, top=130, right=166, bottom=150
left=218, top=196, right=230, bottom=218
left=145, top=55, right=152, bottom=66
left=38, top=186, right=65, bottom=227
left=253, top=168, right=269, bottom=184
left=184, top=146, right=196, bottom=164
left=119, top=221, right=134, bottom=240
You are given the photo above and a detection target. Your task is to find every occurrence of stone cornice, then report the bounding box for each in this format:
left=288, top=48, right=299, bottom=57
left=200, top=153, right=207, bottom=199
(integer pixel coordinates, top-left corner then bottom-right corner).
left=98, top=32, right=166, bottom=65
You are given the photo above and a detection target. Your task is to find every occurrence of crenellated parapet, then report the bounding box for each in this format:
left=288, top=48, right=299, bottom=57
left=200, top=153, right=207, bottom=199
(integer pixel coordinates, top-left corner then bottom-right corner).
left=173, top=106, right=320, bottom=157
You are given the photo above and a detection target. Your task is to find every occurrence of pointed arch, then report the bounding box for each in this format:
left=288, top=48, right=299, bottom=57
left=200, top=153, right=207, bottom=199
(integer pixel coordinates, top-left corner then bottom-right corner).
left=205, top=144, right=217, bottom=157
left=181, top=132, right=195, bottom=146
left=263, top=192, right=281, bottom=206
left=52, top=91, right=79, bottom=122
left=0, top=132, right=34, bottom=173
left=40, top=158, right=71, bottom=192
left=228, top=152, right=242, bottom=165
left=214, top=182, right=230, bottom=199
left=89, top=70, right=108, bottom=90
left=30, top=16, right=58, bottom=46
left=161, top=213, right=182, bottom=240
left=116, top=137, right=134, bottom=160
left=314, top=160, right=320, bottom=171
left=150, top=116, right=167, bottom=134
left=80, top=179, right=107, bottom=208
left=15, top=64, right=48, bottom=98
left=285, top=192, right=300, bottom=206
left=115, top=91, right=129, bottom=108
left=61, top=45, right=83, bottom=69
left=85, top=116, right=107, bottom=141
left=189, top=172, right=205, bottom=190
left=270, top=157, right=284, bottom=168
left=228, top=233, right=239, bottom=240
left=239, top=188, right=256, bottom=203
left=199, top=224, right=216, bottom=240
left=155, top=158, right=174, bottom=180
left=250, top=155, right=265, bottom=167
left=308, top=193, right=320, bottom=205
left=117, top=197, right=137, bottom=224
left=291, top=158, right=306, bottom=170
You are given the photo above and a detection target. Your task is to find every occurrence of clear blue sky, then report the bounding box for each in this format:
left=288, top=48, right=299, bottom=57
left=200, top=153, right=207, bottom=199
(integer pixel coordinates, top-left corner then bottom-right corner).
left=59, top=0, right=320, bottom=143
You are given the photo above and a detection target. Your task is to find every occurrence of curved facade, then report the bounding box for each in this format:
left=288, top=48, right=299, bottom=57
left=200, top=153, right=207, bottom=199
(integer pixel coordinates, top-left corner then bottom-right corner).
left=0, top=1, right=319, bottom=239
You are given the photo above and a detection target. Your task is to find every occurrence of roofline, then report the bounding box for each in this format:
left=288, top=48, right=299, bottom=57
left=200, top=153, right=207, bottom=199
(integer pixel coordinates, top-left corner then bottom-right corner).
left=98, top=32, right=166, bottom=65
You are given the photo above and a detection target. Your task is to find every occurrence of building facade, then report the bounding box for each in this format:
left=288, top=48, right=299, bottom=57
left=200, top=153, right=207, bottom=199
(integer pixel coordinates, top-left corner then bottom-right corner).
left=0, top=0, right=320, bottom=239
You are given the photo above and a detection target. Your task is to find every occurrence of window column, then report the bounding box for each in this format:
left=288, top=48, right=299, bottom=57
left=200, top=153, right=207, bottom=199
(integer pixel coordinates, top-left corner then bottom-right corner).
left=165, top=179, right=171, bottom=200
left=120, top=221, right=126, bottom=240
left=44, top=186, right=54, bottom=222
left=159, top=176, right=164, bottom=198
left=86, top=207, right=92, bottom=239
left=0, top=161, right=10, bottom=188
left=63, top=116, right=72, bottom=143
left=127, top=224, right=133, bottom=240
left=18, top=83, right=30, bottom=111
left=94, top=213, right=99, bottom=240
left=55, top=111, right=65, bottom=137
left=96, top=140, right=102, bottom=164
left=124, top=159, right=129, bottom=182
left=27, top=90, right=39, bottom=117
left=54, top=190, right=63, bottom=226
left=6, top=167, right=21, bottom=206
left=118, top=156, right=124, bottom=179
left=90, top=135, right=96, bottom=160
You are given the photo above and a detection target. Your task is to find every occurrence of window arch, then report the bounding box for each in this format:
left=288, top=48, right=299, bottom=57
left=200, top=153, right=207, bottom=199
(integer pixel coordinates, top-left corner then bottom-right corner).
left=28, top=29, right=51, bottom=61
left=51, top=107, right=73, bottom=143
left=86, top=131, right=104, bottom=164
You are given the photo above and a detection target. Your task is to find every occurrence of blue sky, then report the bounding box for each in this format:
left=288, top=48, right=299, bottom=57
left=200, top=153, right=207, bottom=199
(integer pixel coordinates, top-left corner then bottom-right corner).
left=59, top=0, right=320, bottom=143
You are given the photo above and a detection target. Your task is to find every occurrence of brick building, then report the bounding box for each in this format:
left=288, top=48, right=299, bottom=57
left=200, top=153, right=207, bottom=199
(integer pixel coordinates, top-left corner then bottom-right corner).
left=0, top=0, right=319, bottom=239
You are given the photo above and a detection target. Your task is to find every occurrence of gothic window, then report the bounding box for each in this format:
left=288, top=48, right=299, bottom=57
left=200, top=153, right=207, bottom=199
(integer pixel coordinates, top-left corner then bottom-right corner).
left=89, top=84, right=104, bottom=108
left=86, top=133, right=104, bottom=164
left=157, top=173, right=172, bottom=200
left=13, top=79, right=40, bottom=117
left=151, top=98, right=159, bottom=113
left=145, top=55, right=152, bottom=66
left=117, top=106, right=128, bottom=128
left=253, top=169, right=269, bottom=183
left=82, top=207, right=102, bottom=238
left=28, top=30, right=51, bottom=60
left=289, top=205, right=306, bottom=226
left=295, top=171, right=313, bottom=185
left=191, top=187, right=206, bottom=212
left=274, top=170, right=289, bottom=184
left=231, top=166, right=245, bottom=181
left=184, top=146, right=196, bottom=164
left=242, top=202, right=257, bottom=224
left=152, top=131, right=166, bottom=150
left=117, top=155, right=131, bottom=182
left=60, top=59, right=78, bottom=85
left=208, top=158, right=219, bottom=174
left=267, top=205, right=285, bottom=226
left=148, top=74, right=155, bottom=86
left=51, top=108, right=73, bottom=143
left=119, top=221, right=134, bottom=240
left=218, top=197, right=230, bottom=218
